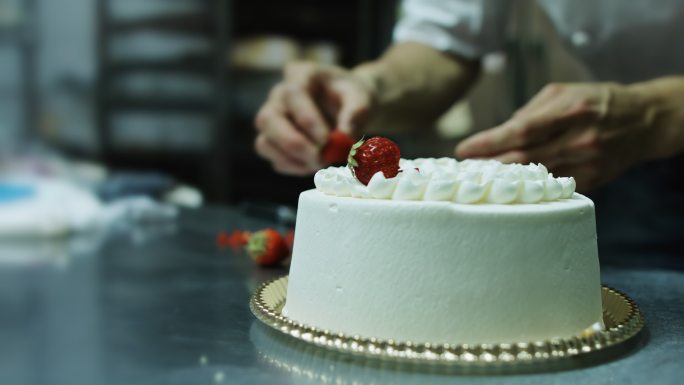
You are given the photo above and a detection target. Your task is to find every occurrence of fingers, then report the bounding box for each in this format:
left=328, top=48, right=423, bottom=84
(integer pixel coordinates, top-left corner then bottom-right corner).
left=490, top=127, right=601, bottom=169
left=456, top=82, right=635, bottom=193
left=456, top=101, right=573, bottom=159
left=254, top=134, right=317, bottom=176
left=282, top=85, right=330, bottom=145
left=284, top=61, right=374, bottom=136
left=456, top=86, right=563, bottom=158
left=284, top=61, right=338, bottom=89
left=254, top=62, right=336, bottom=175
left=254, top=61, right=375, bottom=175
left=255, top=95, right=322, bottom=171
left=332, top=79, right=372, bottom=135
left=514, top=83, right=564, bottom=117
left=455, top=120, right=534, bottom=159
left=280, top=62, right=334, bottom=145
left=456, top=88, right=600, bottom=159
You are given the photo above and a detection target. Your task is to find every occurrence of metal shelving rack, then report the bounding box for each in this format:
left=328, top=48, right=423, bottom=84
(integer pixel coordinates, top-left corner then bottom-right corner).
left=96, top=0, right=231, bottom=201
left=0, top=0, right=38, bottom=142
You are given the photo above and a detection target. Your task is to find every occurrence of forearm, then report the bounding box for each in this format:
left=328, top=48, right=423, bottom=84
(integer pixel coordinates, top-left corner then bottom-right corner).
left=351, top=42, right=480, bottom=133
left=628, top=76, right=684, bottom=160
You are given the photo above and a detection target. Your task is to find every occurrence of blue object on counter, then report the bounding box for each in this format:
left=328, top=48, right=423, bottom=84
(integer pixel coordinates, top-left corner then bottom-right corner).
left=0, top=183, right=35, bottom=204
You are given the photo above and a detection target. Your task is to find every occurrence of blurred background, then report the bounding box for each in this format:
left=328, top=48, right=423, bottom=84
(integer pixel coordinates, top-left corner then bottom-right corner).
left=0, top=0, right=590, bottom=208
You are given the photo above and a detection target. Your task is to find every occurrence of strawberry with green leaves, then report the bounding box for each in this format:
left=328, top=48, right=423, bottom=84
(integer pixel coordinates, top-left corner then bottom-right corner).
left=347, top=137, right=401, bottom=185
left=246, top=228, right=290, bottom=267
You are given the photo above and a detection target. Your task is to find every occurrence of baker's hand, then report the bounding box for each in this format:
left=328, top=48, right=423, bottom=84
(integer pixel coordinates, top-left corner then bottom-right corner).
left=254, top=61, right=374, bottom=175
left=455, top=82, right=664, bottom=191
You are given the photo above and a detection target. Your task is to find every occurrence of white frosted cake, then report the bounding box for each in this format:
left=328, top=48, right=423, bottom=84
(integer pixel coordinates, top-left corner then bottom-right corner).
left=284, top=158, right=602, bottom=344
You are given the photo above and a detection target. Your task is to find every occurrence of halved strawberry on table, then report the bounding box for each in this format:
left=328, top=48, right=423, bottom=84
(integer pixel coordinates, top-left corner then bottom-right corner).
left=347, top=137, right=401, bottom=185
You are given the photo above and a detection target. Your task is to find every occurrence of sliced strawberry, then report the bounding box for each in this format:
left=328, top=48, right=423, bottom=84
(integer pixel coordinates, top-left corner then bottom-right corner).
left=321, top=130, right=356, bottom=164
left=347, top=137, right=401, bottom=185
left=246, top=228, right=289, bottom=267
left=217, top=230, right=250, bottom=249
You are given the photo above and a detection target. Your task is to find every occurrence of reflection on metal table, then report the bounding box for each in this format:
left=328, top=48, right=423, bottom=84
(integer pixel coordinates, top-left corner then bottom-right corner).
left=0, top=206, right=682, bottom=385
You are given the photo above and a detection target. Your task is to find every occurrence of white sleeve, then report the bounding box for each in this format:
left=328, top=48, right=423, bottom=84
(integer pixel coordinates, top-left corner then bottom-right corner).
left=393, top=0, right=512, bottom=59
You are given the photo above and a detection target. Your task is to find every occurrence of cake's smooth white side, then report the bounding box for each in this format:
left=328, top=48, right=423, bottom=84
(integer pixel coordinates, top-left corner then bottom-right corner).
left=284, top=189, right=602, bottom=344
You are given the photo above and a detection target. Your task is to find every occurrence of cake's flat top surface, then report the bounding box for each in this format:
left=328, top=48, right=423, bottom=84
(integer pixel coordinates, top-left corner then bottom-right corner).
left=315, top=158, right=577, bottom=204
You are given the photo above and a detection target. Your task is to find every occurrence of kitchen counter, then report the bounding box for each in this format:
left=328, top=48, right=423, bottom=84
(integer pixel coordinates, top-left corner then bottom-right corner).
left=1, top=206, right=682, bottom=385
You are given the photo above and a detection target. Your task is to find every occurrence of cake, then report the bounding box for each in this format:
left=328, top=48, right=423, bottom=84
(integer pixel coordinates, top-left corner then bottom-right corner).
left=284, top=158, right=603, bottom=345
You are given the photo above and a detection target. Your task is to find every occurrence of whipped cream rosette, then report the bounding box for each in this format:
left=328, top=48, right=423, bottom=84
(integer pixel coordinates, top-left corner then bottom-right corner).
left=314, top=158, right=576, bottom=204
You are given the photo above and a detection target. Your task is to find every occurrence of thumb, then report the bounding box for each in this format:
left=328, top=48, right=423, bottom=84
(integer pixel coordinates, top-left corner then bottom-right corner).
left=333, top=81, right=372, bottom=136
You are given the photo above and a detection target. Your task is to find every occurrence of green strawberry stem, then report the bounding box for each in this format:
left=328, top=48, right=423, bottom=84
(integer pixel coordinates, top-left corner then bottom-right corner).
left=347, top=137, right=365, bottom=168
left=246, top=231, right=267, bottom=258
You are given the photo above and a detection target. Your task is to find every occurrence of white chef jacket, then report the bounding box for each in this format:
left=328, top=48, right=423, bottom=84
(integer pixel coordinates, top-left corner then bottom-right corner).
left=394, top=0, right=684, bottom=83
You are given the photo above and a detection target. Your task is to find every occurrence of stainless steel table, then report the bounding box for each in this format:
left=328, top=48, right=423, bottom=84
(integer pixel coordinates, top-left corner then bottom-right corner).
left=1, top=207, right=682, bottom=385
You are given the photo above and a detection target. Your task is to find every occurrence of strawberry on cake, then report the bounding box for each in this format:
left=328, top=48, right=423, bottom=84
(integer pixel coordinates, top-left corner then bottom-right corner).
left=283, top=137, right=602, bottom=345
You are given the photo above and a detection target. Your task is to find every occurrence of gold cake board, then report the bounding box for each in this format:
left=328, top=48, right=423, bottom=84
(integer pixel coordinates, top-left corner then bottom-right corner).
left=250, top=275, right=644, bottom=368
